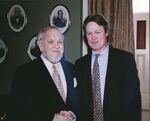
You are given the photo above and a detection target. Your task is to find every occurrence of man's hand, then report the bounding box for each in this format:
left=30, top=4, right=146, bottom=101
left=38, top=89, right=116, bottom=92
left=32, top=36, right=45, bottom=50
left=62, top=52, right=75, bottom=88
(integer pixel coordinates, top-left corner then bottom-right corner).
left=53, top=111, right=76, bottom=121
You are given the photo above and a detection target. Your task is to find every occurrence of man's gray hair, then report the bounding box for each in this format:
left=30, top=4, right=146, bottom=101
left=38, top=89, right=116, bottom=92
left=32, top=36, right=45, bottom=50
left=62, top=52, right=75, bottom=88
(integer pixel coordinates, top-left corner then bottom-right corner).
left=37, top=26, right=64, bottom=41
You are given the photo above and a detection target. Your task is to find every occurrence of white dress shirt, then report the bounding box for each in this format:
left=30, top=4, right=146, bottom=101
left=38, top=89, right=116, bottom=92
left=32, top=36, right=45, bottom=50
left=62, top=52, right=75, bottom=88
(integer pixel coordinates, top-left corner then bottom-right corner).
left=41, top=55, right=67, bottom=100
left=91, top=45, right=109, bottom=106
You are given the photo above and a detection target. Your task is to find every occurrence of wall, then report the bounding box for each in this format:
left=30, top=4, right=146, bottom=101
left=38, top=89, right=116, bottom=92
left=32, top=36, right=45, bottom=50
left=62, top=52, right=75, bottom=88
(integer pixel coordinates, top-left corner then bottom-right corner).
left=0, top=0, right=82, bottom=94
left=133, top=12, right=149, bottom=121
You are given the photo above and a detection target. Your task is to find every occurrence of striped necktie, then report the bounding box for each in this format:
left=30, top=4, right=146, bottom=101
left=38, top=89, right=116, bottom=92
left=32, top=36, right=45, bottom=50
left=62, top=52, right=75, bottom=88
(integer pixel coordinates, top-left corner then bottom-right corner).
left=92, top=54, right=104, bottom=121
left=52, top=64, right=65, bottom=102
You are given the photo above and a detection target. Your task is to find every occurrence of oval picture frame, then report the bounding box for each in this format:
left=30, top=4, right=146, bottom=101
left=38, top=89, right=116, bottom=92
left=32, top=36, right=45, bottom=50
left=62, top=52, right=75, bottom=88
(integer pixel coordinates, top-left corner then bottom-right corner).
left=27, top=36, right=40, bottom=60
left=0, top=39, right=8, bottom=64
left=49, top=5, right=71, bottom=33
left=7, top=4, right=27, bottom=32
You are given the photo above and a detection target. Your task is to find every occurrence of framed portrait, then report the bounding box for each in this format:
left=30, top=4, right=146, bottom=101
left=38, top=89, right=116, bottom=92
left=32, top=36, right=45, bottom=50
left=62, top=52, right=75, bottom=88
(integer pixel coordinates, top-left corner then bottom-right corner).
left=0, top=39, right=8, bottom=64
left=49, top=5, right=71, bottom=33
left=7, top=4, right=27, bottom=32
left=27, top=36, right=40, bottom=60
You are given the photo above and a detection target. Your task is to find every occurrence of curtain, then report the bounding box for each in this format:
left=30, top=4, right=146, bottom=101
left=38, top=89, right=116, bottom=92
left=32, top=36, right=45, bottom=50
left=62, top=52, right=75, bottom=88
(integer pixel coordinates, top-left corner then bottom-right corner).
left=88, top=0, right=135, bottom=54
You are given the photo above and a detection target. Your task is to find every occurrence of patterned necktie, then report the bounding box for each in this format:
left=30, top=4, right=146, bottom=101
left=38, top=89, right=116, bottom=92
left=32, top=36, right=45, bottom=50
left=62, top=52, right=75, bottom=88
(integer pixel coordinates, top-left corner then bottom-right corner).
left=92, top=54, right=104, bottom=121
left=52, top=64, right=65, bottom=102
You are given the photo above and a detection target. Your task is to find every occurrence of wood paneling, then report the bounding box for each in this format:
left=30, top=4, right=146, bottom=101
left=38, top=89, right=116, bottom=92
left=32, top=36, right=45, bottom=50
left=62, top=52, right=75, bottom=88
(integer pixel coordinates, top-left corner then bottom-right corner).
left=137, top=21, right=146, bottom=49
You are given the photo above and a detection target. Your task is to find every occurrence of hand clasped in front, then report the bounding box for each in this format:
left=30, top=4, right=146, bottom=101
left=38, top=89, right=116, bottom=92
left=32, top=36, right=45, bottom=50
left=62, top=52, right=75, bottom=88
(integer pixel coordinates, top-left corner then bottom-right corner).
left=53, top=110, right=76, bottom=121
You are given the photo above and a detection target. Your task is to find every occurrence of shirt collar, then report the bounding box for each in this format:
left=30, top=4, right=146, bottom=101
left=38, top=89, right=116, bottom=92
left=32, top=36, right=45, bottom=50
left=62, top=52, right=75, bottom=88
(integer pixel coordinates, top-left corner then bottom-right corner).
left=40, top=55, right=61, bottom=69
left=92, top=44, right=109, bottom=57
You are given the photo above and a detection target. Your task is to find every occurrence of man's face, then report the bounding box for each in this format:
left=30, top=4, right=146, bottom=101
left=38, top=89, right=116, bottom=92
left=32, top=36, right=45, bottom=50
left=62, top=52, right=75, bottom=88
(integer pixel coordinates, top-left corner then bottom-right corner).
left=14, top=7, right=20, bottom=15
left=85, top=22, right=108, bottom=53
left=58, top=10, right=63, bottom=18
left=37, top=29, right=64, bottom=63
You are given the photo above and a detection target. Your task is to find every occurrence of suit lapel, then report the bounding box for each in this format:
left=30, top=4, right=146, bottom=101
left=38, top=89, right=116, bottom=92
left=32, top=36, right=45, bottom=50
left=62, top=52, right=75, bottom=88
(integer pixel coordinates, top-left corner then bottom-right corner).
left=82, top=54, right=94, bottom=107
left=36, top=58, right=55, bottom=87
left=85, top=54, right=93, bottom=90
left=103, top=46, right=117, bottom=111
left=105, top=46, right=114, bottom=85
left=36, top=58, right=65, bottom=103
left=105, top=46, right=118, bottom=89
left=61, top=60, right=74, bottom=103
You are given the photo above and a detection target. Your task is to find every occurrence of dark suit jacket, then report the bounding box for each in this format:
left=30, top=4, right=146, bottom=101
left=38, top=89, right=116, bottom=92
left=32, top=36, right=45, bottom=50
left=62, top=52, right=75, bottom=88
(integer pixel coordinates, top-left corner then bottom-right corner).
left=9, top=57, right=79, bottom=121
left=75, top=46, right=141, bottom=121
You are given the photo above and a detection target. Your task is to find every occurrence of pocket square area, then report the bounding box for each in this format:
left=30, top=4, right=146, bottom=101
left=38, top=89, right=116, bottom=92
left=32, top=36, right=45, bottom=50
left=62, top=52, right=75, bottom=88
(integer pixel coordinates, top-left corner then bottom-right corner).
left=73, top=77, right=77, bottom=88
